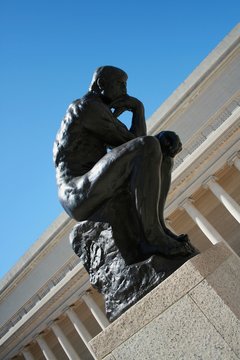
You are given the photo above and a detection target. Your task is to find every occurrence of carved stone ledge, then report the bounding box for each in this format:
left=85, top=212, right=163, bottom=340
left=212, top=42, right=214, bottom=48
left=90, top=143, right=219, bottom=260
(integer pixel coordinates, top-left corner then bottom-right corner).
left=173, top=99, right=240, bottom=171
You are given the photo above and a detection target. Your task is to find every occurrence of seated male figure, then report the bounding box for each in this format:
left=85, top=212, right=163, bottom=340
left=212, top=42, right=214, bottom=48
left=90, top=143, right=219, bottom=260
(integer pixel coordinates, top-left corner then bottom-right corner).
left=53, top=66, right=189, bottom=257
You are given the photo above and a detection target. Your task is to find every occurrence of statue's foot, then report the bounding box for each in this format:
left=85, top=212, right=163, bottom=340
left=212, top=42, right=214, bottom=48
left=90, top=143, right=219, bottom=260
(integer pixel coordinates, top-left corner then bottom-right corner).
left=139, top=242, right=164, bottom=257
left=139, top=236, right=192, bottom=258
left=176, top=234, right=189, bottom=242
left=171, top=233, right=189, bottom=243
left=164, top=235, right=199, bottom=257
left=163, top=227, right=189, bottom=243
left=166, top=241, right=193, bottom=256
left=165, top=239, right=193, bottom=256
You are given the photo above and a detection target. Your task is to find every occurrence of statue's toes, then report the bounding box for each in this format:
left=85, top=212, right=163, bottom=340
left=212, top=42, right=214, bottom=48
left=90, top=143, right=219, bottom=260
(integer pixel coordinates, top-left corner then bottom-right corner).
left=167, top=240, right=193, bottom=257
left=176, top=234, right=189, bottom=242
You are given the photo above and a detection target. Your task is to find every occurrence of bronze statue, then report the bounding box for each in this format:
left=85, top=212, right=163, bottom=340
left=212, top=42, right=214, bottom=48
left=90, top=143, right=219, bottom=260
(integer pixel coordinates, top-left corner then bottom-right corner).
left=54, top=66, right=198, bottom=321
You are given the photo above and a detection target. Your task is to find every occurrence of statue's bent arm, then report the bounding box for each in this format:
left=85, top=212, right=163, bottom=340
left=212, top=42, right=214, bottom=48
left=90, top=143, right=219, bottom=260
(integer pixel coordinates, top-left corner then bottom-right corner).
left=83, top=103, right=137, bottom=147
left=129, top=105, right=146, bottom=137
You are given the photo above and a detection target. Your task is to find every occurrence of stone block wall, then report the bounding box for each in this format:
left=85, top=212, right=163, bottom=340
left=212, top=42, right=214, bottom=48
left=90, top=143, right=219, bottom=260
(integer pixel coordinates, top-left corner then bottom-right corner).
left=90, top=243, right=240, bottom=359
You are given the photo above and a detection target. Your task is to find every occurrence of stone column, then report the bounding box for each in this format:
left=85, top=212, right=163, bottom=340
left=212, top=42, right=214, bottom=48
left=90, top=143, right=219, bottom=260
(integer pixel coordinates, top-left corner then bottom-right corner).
left=204, top=176, right=240, bottom=223
left=22, top=348, right=35, bottom=360
left=36, top=334, right=57, bottom=360
left=51, top=321, right=81, bottom=360
left=66, top=307, right=97, bottom=360
left=180, top=199, right=224, bottom=245
left=228, top=152, right=240, bottom=171
left=82, top=293, right=109, bottom=330
left=165, top=219, right=175, bottom=233
left=233, top=156, right=240, bottom=171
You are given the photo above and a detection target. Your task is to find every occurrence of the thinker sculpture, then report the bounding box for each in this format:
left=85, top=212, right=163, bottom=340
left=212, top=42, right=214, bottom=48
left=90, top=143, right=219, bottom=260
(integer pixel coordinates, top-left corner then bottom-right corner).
left=54, top=66, right=198, bottom=321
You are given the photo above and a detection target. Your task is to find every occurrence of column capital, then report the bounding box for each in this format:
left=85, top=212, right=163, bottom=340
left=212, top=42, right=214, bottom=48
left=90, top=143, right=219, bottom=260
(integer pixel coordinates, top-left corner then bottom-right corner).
left=84, top=288, right=93, bottom=295
left=165, top=218, right=172, bottom=225
left=69, top=303, right=78, bottom=310
left=47, top=318, right=60, bottom=327
left=31, top=334, right=39, bottom=342
left=179, top=197, right=194, bottom=209
left=227, top=151, right=240, bottom=166
left=36, top=334, right=44, bottom=341
left=52, top=318, right=61, bottom=326
left=38, top=330, right=47, bottom=336
left=66, top=307, right=76, bottom=316
left=20, top=344, right=31, bottom=352
left=21, top=346, right=35, bottom=360
left=202, top=175, right=218, bottom=188
left=47, top=320, right=54, bottom=327
left=36, top=330, right=48, bottom=340
left=62, top=305, right=71, bottom=313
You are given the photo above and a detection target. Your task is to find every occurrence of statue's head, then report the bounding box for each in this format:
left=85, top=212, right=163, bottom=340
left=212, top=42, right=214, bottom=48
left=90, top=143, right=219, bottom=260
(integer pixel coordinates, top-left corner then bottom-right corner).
left=89, top=66, right=128, bottom=101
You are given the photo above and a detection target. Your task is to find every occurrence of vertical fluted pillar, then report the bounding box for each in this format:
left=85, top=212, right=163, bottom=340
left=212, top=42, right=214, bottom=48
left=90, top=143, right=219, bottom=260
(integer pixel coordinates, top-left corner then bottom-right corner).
left=204, top=176, right=240, bottom=223
left=228, top=152, right=240, bottom=171
left=66, top=307, right=97, bottom=359
left=82, top=293, right=109, bottom=330
left=165, top=219, right=176, bottom=234
left=22, top=348, right=35, bottom=360
left=181, top=199, right=224, bottom=245
left=36, top=334, right=57, bottom=360
left=233, top=156, right=240, bottom=171
left=51, top=321, right=81, bottom=360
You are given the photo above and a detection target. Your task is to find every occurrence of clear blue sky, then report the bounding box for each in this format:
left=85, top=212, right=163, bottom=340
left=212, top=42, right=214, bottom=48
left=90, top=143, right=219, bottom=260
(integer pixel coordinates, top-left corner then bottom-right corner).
left=0, top=0, right=239, bottom=278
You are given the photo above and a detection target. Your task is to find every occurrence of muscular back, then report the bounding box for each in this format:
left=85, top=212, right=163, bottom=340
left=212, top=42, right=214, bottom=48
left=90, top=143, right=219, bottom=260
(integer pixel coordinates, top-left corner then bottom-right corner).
left=53, top=92, right=135, bottom=182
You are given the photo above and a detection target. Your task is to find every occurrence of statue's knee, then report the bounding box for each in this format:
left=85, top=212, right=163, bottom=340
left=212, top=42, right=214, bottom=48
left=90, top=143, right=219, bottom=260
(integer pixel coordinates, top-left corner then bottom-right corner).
left=141, top=136, right=162, bottom=158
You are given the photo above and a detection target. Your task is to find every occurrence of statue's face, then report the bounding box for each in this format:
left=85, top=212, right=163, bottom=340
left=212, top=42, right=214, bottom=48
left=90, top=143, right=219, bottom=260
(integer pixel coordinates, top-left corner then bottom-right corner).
left=101, top=73, right=127, bottom=101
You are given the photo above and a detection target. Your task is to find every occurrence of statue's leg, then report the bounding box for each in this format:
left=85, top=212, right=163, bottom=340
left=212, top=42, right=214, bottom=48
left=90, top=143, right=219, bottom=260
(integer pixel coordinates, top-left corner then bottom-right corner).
left=157, top=155, right=173, bottom=225
left=158, top=155, right=178, bottom=237
left=58, top=138, right=148, bottom=220
left=158, top=154, right=189, bottom=242
left=61, top=136, right=188, bottom=256
left=127, top=137, right=187, bottom=256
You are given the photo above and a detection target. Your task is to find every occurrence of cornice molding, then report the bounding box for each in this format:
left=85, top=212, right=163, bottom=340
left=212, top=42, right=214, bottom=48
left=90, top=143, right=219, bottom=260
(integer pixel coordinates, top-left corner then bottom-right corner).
left=147, top=24, right=240, bottom=134
left=227, top=150, right=240, bottom=165
left=0, top=215, right=76, bottom=301
left=0, top=254, right=80, bottom=339
left=165, top=108, right=240, bottom=215
left=173, top=94, right=240, bottom=169
left=0, top=262, right=90, bottom=360
left=0, top=212, right=69, bottom=290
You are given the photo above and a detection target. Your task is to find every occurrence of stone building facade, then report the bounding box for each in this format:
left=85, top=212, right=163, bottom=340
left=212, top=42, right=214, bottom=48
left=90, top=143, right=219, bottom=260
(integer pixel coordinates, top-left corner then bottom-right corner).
left=0, top=24, right=239, bottom=360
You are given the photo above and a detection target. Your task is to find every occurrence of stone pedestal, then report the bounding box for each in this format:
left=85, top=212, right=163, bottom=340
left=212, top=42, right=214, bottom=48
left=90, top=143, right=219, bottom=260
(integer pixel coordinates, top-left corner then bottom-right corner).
left=71, top=220, right=197, bottom=322
left=89, top=243, right=240, bottom=359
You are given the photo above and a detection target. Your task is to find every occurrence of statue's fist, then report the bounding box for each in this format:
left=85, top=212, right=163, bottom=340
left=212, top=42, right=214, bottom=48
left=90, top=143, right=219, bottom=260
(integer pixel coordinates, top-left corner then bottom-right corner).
left=110, top=95, right=144, bottom=117
left=156, top=131, right=182, bottom=158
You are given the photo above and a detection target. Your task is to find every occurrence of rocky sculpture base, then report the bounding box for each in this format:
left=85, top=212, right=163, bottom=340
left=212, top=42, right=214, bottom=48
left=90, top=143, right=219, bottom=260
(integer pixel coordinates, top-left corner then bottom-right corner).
left=70, top=220, right=198, bottom=321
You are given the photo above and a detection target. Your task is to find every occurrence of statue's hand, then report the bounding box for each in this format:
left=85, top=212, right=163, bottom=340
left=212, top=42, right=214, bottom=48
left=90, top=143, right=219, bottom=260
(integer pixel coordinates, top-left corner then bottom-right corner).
left=156, top=131, right=182, bottom=158
left=110, top=95, right=144, bottom=117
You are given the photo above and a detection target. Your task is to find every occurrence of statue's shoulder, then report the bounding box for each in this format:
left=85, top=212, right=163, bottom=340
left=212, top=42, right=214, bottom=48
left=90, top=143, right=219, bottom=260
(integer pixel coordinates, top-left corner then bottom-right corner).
left=68, top=93, right=105, bottom=113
